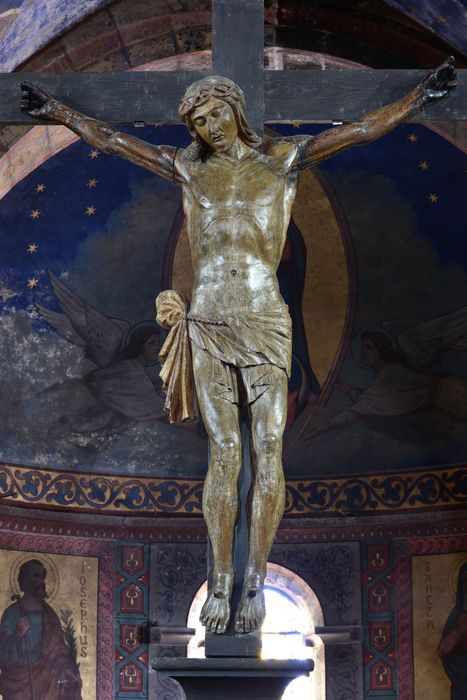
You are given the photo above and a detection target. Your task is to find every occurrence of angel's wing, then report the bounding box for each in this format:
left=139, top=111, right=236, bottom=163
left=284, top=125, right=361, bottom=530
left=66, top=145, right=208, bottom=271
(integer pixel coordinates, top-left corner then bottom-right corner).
left=37, top=270, right=130, bottom=367
left=397, top=305, right=467, bottom=370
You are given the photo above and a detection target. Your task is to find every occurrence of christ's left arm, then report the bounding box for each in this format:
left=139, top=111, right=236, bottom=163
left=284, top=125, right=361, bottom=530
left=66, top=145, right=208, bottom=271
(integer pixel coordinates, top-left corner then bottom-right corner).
left=289, top=57, right=456, bottom=171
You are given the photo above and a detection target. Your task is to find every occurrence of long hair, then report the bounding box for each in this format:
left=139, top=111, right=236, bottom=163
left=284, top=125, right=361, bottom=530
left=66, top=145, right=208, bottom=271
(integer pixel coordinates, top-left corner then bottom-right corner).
left=179, top=75, right=262, bottom=161
left=122, top=325, right=160, bottom=360
left=18, top=559, right=45, bottom=591
left=361, top=330, right=404, bottom=365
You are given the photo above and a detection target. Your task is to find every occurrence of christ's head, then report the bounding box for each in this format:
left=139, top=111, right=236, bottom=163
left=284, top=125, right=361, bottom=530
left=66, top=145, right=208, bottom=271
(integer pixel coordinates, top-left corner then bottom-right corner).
left=179, top=75, right=261, bottom=159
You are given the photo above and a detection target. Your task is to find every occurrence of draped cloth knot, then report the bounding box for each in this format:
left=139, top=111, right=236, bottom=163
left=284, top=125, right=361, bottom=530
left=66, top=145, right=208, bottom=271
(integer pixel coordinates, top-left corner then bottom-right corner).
left=156, top=290, right=197, bottom=423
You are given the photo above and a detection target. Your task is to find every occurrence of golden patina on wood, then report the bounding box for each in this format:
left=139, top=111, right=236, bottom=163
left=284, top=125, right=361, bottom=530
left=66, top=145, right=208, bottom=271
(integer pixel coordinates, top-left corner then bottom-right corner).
left=19, top=58, right=456, bottom=634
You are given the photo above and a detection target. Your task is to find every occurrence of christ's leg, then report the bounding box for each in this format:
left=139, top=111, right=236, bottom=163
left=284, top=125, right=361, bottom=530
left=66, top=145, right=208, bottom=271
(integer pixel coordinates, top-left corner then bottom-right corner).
left=234, top=366, right=288, bottom=633
left=192, top=346, right=242, bottom=634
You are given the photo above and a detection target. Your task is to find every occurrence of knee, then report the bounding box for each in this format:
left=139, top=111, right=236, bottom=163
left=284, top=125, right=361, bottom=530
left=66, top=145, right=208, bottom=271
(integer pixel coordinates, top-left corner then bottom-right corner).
left=210, top=435, right=241, bottom=472
left=262, top=433, right=278, bottom=454
left=206, top=437, right=241, bottom=509
left=257, top=432, right=282, bottom=458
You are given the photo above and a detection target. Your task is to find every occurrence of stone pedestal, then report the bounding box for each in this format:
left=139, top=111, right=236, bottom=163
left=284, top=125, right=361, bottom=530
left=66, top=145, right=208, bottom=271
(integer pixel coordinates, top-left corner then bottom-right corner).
left=153, top=657, right=314, bottom=700
left=151, top=625, right=196, bottom=658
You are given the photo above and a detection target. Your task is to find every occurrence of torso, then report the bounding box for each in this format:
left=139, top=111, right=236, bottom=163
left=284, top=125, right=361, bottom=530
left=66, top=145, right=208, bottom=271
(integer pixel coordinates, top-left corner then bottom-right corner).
left=176, top=142, right=298, bottom=316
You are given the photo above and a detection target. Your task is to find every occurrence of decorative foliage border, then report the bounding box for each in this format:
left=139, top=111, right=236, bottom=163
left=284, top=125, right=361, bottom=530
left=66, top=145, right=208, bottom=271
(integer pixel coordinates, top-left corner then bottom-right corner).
left=0, top=531, right=115, bottom=700
left=286, top=468, right=467, bottom=515
left=0, top=461, right=466, bottom=516
left=0, top=463, right=203, bottom=515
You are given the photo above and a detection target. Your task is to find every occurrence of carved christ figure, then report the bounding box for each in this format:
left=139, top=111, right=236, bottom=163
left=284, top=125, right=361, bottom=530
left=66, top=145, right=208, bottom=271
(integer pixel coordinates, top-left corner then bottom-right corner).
left=21, top=58, right=455, bottom=634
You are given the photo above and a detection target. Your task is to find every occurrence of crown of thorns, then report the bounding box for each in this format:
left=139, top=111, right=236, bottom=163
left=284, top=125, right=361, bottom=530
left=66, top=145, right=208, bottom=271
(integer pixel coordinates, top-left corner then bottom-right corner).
left=179, top=78, right=245, bottom=121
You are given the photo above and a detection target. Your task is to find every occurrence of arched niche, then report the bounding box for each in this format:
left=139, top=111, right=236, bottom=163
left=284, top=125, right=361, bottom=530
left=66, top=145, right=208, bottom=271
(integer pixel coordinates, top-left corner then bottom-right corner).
left=186, top=563, right=326, bottom=699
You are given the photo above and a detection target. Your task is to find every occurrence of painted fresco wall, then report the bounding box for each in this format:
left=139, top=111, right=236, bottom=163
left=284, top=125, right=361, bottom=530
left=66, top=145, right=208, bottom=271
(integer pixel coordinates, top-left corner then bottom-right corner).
left=0, top=511, right=465, bottom=699
left=1, top=121, right=467, bottom=492
left=0, top=550, right=98, bottom=699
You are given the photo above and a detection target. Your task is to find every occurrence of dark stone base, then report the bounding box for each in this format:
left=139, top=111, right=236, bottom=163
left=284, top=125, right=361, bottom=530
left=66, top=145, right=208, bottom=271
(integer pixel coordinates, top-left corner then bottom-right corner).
left=205, top=629, right=261, bottom=657
left=151, top=625, right=196, bottom=658
left=153, top=657, right=314, bottom=700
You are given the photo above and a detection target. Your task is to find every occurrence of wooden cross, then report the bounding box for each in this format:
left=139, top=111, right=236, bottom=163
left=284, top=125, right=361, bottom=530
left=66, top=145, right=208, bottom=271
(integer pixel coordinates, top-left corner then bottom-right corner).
left=0, top=0, right=465, bottom=131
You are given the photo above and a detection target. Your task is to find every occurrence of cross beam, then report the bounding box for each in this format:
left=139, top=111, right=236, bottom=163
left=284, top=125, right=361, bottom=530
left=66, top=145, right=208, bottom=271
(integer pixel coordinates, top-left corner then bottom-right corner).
left=0, top=0, right=466, bottom=128
left=1, top=69, right=466, bottom=125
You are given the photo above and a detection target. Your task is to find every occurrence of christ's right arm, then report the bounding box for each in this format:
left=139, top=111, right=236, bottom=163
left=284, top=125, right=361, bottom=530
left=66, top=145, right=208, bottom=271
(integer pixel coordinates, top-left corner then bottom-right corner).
left=20, top=81, right=181, bottom=184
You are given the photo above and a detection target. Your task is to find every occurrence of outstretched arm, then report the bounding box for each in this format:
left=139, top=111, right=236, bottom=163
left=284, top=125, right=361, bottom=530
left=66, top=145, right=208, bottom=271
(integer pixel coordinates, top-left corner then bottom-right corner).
left=292, top=57, right=457, bottom=170
left=20, top=81, right=181, bottom=184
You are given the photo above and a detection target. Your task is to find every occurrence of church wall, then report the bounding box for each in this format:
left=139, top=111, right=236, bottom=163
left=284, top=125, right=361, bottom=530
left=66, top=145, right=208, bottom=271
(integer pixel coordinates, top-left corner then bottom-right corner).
left=0, top=507, right=465, bottom=698
left=2, top=122, right=467, bottom=486
left=1, top=117, right=466, bottom=698
left=1, top=4, right=467, bottom=699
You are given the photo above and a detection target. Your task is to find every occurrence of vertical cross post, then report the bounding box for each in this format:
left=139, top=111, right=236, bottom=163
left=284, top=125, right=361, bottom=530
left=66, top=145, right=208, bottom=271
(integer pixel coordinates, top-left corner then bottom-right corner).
left=204, top=0, right=265, bottom=656
left=212, top=0, right=265, bottom=135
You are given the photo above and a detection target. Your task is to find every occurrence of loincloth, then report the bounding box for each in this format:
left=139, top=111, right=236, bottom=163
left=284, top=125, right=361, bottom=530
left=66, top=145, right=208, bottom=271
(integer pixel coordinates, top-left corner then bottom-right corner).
left=155, top=290, right=291, bottom=422
left=192, top=346, right=287, bottom=407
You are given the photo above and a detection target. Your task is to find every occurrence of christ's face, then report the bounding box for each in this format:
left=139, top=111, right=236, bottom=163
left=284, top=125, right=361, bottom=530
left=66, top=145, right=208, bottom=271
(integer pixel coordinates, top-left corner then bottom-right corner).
left=191, top=98, right=238, bottom=151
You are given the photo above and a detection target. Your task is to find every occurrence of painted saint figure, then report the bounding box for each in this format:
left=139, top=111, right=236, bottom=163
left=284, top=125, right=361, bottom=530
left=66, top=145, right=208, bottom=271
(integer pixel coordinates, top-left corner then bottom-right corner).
left=20, top=58, right=455, bottom=634
left=306, top=306, right=467, bottom=442
left=438, top=563, right=467, bottom=700
left=0, top=559, right=82, bottom=700
left=34, top=269, right=164, bottom=446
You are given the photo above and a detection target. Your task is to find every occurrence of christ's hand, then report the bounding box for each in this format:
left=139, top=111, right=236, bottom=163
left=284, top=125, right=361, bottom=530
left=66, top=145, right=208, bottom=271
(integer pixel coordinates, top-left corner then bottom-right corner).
left=20, top=81, right=52, bottom=117
left=420, top=56, right=457, bottom=102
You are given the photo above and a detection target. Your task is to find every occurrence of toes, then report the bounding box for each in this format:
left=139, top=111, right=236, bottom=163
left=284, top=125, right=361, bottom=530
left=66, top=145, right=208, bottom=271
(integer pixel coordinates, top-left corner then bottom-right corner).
left=215, top=619, right=223, bottom=634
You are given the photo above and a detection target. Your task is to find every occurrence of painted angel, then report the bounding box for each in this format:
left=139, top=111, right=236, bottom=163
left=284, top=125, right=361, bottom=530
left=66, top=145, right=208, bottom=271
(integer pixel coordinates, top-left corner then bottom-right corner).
left=306, top=305, right=467, bottom=441
left=35, top=270, right=164, bottom=442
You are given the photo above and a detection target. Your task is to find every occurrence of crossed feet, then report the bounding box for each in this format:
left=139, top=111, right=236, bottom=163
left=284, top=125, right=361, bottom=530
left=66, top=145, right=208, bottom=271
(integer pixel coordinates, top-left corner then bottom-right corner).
left=200, top=570, right=266, bottom=635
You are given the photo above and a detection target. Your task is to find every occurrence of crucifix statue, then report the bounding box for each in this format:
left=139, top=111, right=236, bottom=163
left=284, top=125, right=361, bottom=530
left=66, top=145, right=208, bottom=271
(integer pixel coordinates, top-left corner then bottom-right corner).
left=19, top=56, right=455, bottom=636
left=21, top=59, right=455, bottom=633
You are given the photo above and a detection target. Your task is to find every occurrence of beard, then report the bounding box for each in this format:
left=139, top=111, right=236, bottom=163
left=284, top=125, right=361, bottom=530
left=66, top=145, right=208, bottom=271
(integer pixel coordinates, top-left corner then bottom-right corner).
left=34, top=584, right=47, bottom=599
